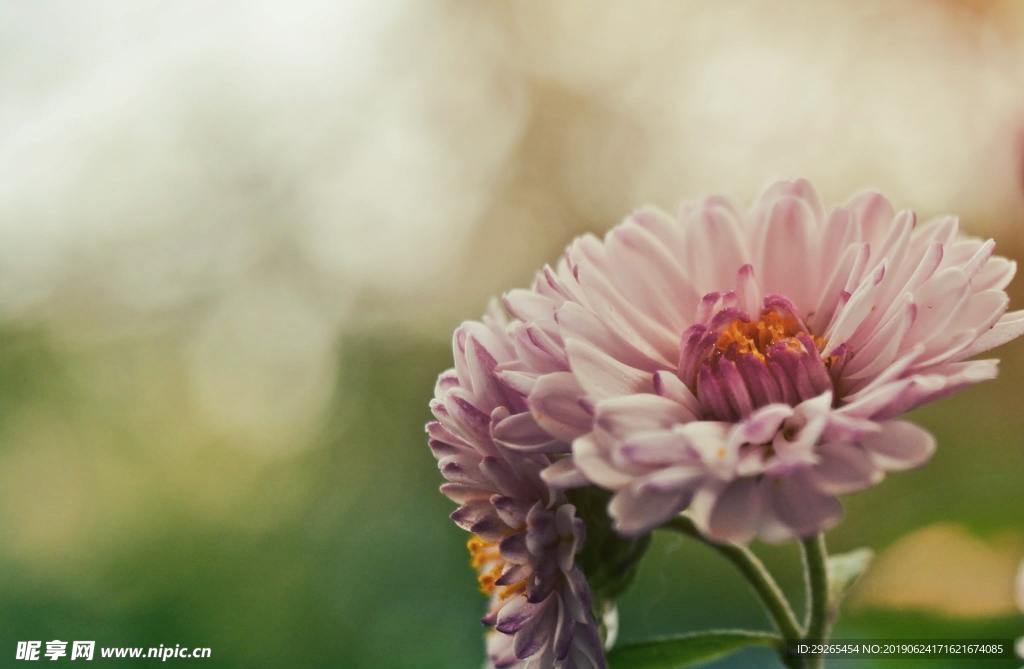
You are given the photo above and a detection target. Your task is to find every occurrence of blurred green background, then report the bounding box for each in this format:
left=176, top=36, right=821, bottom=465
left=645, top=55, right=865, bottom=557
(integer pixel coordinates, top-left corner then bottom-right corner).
left=1, top=1, right=1023, bottom=668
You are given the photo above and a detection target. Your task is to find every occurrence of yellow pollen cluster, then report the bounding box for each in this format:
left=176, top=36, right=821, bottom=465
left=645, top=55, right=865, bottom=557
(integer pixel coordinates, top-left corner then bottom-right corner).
left=467, top=535, right=527, bottom=600
left=714, top=310, right=825, bottom=361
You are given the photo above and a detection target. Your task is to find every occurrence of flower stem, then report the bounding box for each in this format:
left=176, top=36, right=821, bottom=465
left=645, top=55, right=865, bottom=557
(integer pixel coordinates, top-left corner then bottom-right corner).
left=663, top=516, right=804, bottom=667
left=800, top=533, right=829, bottom=669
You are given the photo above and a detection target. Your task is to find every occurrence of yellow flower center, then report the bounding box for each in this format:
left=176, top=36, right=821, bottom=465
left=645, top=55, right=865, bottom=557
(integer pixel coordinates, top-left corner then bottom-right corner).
left=714, top=309, right=818, bottom=361
left=467, top=535, right=527, bottom=600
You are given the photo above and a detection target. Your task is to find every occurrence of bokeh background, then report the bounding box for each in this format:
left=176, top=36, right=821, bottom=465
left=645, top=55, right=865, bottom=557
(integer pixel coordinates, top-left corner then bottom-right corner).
left=1, top=1, right=1023, bottom=667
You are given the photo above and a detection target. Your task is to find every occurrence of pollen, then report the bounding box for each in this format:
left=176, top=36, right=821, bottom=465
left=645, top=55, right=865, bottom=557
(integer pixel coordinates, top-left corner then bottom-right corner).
left=468, top=536, right=499, bottom=570
left=714, top=309, right=825, bottom=362
left=466, top=535, right=527, bottom=599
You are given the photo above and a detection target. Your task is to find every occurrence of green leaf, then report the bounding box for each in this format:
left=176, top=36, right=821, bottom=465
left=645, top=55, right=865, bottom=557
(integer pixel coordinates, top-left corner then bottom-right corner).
left=607, top=630, right=780, bottom=669
left=826, top=547, right=873, bottom=616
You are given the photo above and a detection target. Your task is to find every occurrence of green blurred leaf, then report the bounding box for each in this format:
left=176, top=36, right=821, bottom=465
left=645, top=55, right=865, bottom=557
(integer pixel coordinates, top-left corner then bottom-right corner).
left=607, top=630, right=780, bottom=669
left=826, top=547, right=873, bottom=617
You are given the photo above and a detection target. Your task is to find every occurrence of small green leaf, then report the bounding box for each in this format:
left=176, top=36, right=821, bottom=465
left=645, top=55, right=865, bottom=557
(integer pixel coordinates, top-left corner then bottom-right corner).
left=826, top=547, right=873, bottom=616
left=607, top=630, right=780, bottom=669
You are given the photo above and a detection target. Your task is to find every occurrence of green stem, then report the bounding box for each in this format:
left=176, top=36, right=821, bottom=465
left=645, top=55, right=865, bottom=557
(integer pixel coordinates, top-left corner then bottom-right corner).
left=663, top=517, right=804, bottom=667
left=800, top=533, right=829, bottom=669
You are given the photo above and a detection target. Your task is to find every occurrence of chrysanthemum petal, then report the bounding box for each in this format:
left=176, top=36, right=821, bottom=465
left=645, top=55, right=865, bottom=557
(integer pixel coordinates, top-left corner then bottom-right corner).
left=706, top=478, right=763, bottom=544
left=512, top=594, right=557, bottom=659
left=765, top=471, right=844, bottom=539
left=608, top=483, right=689, bottom=536
left=595, top=393, right=693, bottom=439
left=528, top=372, right=592, bottom=442
left=540, top=457, right=589, bottom=489
left=565, top=337, right=654, bottom=400
left=810, top=442, right=882, bottom=495
left=860, top=420, right=936, bottom=471
left=956, top=309, right=1024, bottom=360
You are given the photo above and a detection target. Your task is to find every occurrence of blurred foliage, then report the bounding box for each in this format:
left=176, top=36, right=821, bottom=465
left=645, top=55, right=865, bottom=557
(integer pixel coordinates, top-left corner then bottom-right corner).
left=606, top=630, right=780, bottom=669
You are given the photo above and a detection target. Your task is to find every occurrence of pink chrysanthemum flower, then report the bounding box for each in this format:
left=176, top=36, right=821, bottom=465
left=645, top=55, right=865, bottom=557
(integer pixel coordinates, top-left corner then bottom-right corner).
left=499, top=179, right=1023, bottom=543
left=428, top=306, right=606, bottom=669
